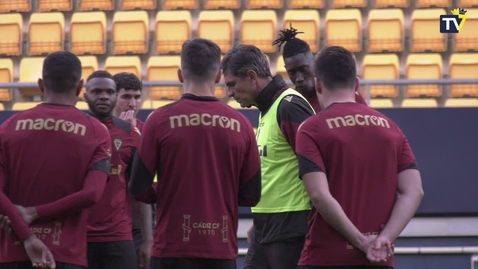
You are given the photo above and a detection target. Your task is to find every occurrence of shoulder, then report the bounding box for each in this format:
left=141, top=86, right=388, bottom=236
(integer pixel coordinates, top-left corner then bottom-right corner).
left=112, top=116, right=132, bottom=133
left=278, top=94, right=314, bottom=116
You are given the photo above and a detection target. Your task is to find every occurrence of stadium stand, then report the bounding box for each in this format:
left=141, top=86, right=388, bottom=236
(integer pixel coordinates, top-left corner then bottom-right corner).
left=369, top=98, right=394, bottom=108
left=70, top=12, right=107, bottom=55
left=142, top=99, right=174, bottom=109
left=449, top=53, right=478, bottom=97
left=405, top=54, right=443, bottom=97
left=289, top=0, right=324, bottom=8
left=275, top=56, right=290, bottom=84
left=163, top=0, right=198, bottom=10
left=0, top=58, right=13, bottom=101
left=454, top=9, right=478, bottom=52
left=460, top=0, right=478, bottom=7
left=0, top=0, right=30, bottom=13
left=331, top=0, right=367, bottom=8
left=78, top=56, right=98, bottom=99
left=19, top=57, right=44, bottom=96
left=147, top=55, right=182, bottom=100
left=155, top=10, right=192, bottom=54
left=247, top=0, right=283, bottom=9
left=197, top=10, right=235, bottom=53
left=410, top=9, right=447, bottom=52
left=12, top=102, right=41, bottom=111
left=112, top=11, right=149, bottom=54
left=105, top=56, right=142, bottom=77
left=367, top=9, right=404, bottom=52
left=205, top=0, right=241, bottom=9
left=361, top=54, right=400, bottom=98
left=445, top=98, right=478, bottom=107
left=28, top=12, right=65, bottom=56
left=38, top=0, right=72, bottom=12
left=374, top=0, right=408, bottom=8
left=121, top=0, right=157, bottom=10
left=325, top=9, right=362, bottom=52
left=79, top=0, right=114, bottom=11
left=240, top=10, right=277, bottom=53
left=283, top=10, right=320, bottom=53
left=415, top=0, right=450, bottom=8
left=401, top=98, right=438, bottom=107
left=0, top=13, right=23, bottom=56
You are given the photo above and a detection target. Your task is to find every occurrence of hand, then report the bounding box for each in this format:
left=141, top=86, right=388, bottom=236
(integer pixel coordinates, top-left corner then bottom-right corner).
left=120, top=110, right=137, bottom=127
left=138, top=241, right=151, bottom=269
left=15, top=205, right=38, bottom=226
left=246, top=225, right=254, bottom=244
left=357, top=234, right=378, bottom=254
left=0, top=214, right=12, bottom=234
left=24, top=235, right=56, bottom=268
left=367, top=236, right=394, bottom=264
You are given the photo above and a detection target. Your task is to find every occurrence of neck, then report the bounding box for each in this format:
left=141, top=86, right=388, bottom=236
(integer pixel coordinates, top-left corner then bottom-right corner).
left=43, top=94, right=77, bottom=106
left=251, top=77, right=273, bottom=107
left=182, top=80, right=216, bottom=97
left=321, top=89, right=356, bottom=108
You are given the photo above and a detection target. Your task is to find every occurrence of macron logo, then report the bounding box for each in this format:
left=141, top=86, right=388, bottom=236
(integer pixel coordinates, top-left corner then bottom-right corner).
left=169, top=113, right=241, bottom=132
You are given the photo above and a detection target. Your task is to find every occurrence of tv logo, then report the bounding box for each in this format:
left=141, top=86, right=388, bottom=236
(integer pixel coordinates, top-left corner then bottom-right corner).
left=440, top=8, right=468, bottom=33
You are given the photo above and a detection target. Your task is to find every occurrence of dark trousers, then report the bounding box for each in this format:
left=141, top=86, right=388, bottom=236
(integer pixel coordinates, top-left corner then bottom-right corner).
left=88, top=240, right=137, bottom=269
left=0, top=261, right=84, bottom=269
left=243, top=237, right=305, bottom=269
left=298, top=266, right=393, bottom=269
left=151, top=257, right=236, bottom=269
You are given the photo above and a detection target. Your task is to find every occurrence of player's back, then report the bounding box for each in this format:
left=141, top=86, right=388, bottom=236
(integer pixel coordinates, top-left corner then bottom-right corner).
left=150, top=94, right=254, bottom=259
left=0, top=103, right=109, bottom=266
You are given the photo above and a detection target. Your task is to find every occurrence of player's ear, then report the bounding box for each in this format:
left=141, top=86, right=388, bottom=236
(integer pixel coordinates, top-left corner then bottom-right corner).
left=215, top=69, right=222, bottom=84
left=354, top=77, right=360, bottom=93
left=177, top=68, right=184, bottom=83
left=75, top=79, right=84, bottom=97
left=315, top=78, right=323, bottom=94
left=246, top=70, right=256, bottom=81
left=38, top=78, right=45, bottom=94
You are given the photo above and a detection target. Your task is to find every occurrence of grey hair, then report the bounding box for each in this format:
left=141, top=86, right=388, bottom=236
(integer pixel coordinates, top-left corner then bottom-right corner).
left=220, top=45, right=272, bottom=78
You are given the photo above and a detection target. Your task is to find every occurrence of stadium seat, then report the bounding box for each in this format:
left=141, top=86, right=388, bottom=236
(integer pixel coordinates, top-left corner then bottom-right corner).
left=12, top=102, right=41, bottom=111
left=459, top=0, right=478, bottom=8
left=215, top=87, right=226, bottom=98
left=19, top=57, right=44, bottom=96
left=155, top=11, right=192, bottom=54
left=147, top=56, right=182, bottom=100
left=369, top=99, right=394, bottom=108
left=445, top=98, right=478, bottom=107
left=0, top=103, right=4, bottom=110
left=75, top=101, right=89, bottom=110
left=240, top=10, right=277, bottom=53
left=78, top=56, right=98, bottom=99
left=198, top=11, right=235, bottom=53
left=449, top=53, right=478, bottom=97
left=405, top=53, right=442, bottom=97
left=247, top=0, right=283, bottom=9
left=0, top=13, right=23, bottom=56
left=367, top=9, right=404, bottom=52
left=70, top=12, right=107, bottom=55
left=289, top=0, right=324, bottom=8
left=205, top=0, right=240, bottom=9
left=283, top=10, right=320, bottom=53
left=79, top=0, right=114, bottom=11
left=331, top=0, right=367, bottom=8
left=275, top=56, right=290, bottom=83
left=454, top=9, right=478, bottom=52
left=112, top=11, right=149, bottom=55
left=410, top=9, right=447, bottom=52
left=163, top=0, right=198, bottom=9
left=416, top=0, right=450, bottom=8
left=361, top=54, right=400, bottom=98
left=38, top=0, right=72, bottom=11
left=121, top=0, right=156, bottom=10
left=28, top=12, right=65, bottom=56
left=325, top=9, right=362, bottom=52
left=0, top=0, right=30, bottom=12
left=142, top=99, right=175, bottom=109
left=105, top=56, right=142, bottom=77
left=374, top=0, right=408, bottom=8
left=401, top=98, right=438, bottom=108
left=0, top=58, right=13, bottom=101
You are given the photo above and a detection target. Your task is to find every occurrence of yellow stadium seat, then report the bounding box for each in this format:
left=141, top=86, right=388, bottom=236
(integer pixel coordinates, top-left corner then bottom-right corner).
left=205, top=0, right=241, bottom=9
left=75, top=101, right=89, bottom=110
left=275, top=56, right=290, bottom=82
left=289, top=0, right=324, bottom=8
left=198, top=11, right=235, bottom=53
left=0, top=14, right=23, bottom=56
left=332, top=0, right=367, bottom=8
left=361, top=54, right=400, bottom=98
left=248, top=0, right=283, bottom=9
left=454, top=9, right=478, bottom=52
left=367, top=9, right=404, bottom=52
left=0, top=103, right=4, bottom=110
left=227, top=99, right=258, bottom=109
left=240, top=10, right=277, bottom=53
left=142, top=99, right=175, bottom=109
left=121, top=0, right=156, bottom=10
left=283, top=10, right=320, bottom=53
left=19, top=57, right=44, bottom=96
left=0, top=0, right=30, bottom=12
left=0, top=59, right=13, bottom=101
left=449, top=53, right=478, bottom=97
left=416, top=0, right=450, bottom=8
left=459, top=0, right=478, bottom=8
left=445, top=98, right=478, bottom=107
left=325, top=9, right=362, bottom=52
left=78, top=56, right=98, bottom=99
left=374, top=0, right=408, bottom=8
left=215, top=86, right=226, bottom=98
left=38, top=0, right=72, bottom=11
left=112, top=11, right=149, bottom=55
left=147, top=56, right=182, bottom=100
left=405, top=54, right=442, bottom=97
left=155, top=11, right=192, bottom=54
left=12, top=102, right=41, bottom=111
left=79, top=0, right=114, bottom=11
left=28, top=12, right=65, bottom=56
left=401, top=98, right=438, bottom=108
left=369, top=98, right=394, bottom=108
left=163, top=0, right=198, bottom=9
left=410, top=9, right=447, bottom=52
left=105, top=56, right=142, bottom=77
left=70, top=12, right=107, bottom=55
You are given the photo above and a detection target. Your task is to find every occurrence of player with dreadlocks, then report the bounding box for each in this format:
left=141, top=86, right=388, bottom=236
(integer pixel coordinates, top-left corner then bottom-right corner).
left=273, top=25, right=368, bottom=112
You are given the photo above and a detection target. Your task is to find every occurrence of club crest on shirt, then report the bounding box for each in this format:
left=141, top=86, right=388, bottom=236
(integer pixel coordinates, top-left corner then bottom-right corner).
left=113, top=138, right=122, bottom=151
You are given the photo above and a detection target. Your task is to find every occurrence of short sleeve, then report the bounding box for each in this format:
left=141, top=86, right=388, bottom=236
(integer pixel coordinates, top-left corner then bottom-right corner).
left=296, top=118, right=325, bottom=179
left=397, top=134, right=418, bottom=173
left=88, top=123, right=112, bottom=175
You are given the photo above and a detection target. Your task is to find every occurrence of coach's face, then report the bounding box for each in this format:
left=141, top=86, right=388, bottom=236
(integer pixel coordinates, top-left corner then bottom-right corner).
left=224, top=71, right=258, bottom=108
left=84, top=77, right=118, bottom=119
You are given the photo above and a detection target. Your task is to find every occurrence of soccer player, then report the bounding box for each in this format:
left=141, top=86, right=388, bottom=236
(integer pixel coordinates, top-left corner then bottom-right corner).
left=272, top=25, right=368, bottom=112
left=0, top=51, right=111, bottom=269
left=129, top=37, right=262, bottom=269
left=296, top=46, right=424, bottom=269
left=112, top=72, right=153, bottom=269
left=221, top=44, right=314, bottom=269
left=84, top=71, right=143, bottom=269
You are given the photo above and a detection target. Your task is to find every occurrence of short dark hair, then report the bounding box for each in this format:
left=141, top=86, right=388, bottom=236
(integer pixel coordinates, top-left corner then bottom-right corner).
left=181, top=38, right=221, bottom=83
left=112, top=72, right=142, bottom=92
left=86, top=70, right=114, bottom=82
left=314, top=46, right=357, bottom=91
left=221, top=45, right=271, bottom=78
left=42, top=51, right=82, bottom=94
left=273, top=25, right=310, bottom=59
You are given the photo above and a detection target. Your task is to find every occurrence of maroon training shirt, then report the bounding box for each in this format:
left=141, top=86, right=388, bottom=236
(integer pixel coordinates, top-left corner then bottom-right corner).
left=129, top=94, right=262, bottom=260
left=296, top=102, right=418, bottom=267
left=87, top=116, right=141, bottom=242
left=307, top=90, right=368, bottom=113
left=0, top=103, right=111, bottom=267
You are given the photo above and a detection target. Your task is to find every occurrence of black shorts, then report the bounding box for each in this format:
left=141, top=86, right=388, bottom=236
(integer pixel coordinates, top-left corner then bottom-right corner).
left=151, top=257, right=236, bottom=269
left=87, top=240, right=137, bottom=269
left=243, top=237, right=305, bottom=269
left=133, top=228, right=143, bottom=253
left=298, top=267, right=393, bottom=269
left=0, top=261, right=84, bottom=269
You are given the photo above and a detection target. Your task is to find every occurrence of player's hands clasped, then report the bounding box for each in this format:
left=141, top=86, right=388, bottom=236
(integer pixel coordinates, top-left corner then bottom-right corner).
left=120, top=110, right=137, bottom=127
left=24, top=235, right=57, bottom=268
left=367, top=236, right=394, bottom=263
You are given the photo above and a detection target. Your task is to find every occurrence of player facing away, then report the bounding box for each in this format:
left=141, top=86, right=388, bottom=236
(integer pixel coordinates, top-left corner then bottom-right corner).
left=129, top=37, right=262, bottom=269
left=296, top=46, right=424, bottom=269
left=221, top=45, right=314, bottom=269
left=84, top=71, right=144, bottom=269
left=272, top=25, right=368, bottom=112
left=0, top=51, right=111, bottom=269
left=112, top=72, right=153, bottom=269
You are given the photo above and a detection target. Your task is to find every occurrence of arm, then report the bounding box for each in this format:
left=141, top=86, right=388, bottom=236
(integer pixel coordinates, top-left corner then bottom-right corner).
left=238, top=120, right=261, bottom=207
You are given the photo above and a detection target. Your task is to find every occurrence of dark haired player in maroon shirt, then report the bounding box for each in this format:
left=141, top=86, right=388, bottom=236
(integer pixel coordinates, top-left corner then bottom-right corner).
left=296, top=46, right=424, bottom=269
left=84, top=70, right=144, bottom=269
left=0, top=51, right=111, bottom=269
left=129, top=38, right=262, bottom=269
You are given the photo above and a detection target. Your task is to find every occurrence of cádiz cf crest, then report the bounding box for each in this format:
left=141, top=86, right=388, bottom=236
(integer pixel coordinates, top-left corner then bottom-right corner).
left=113, top=138, right=122, bottom=151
